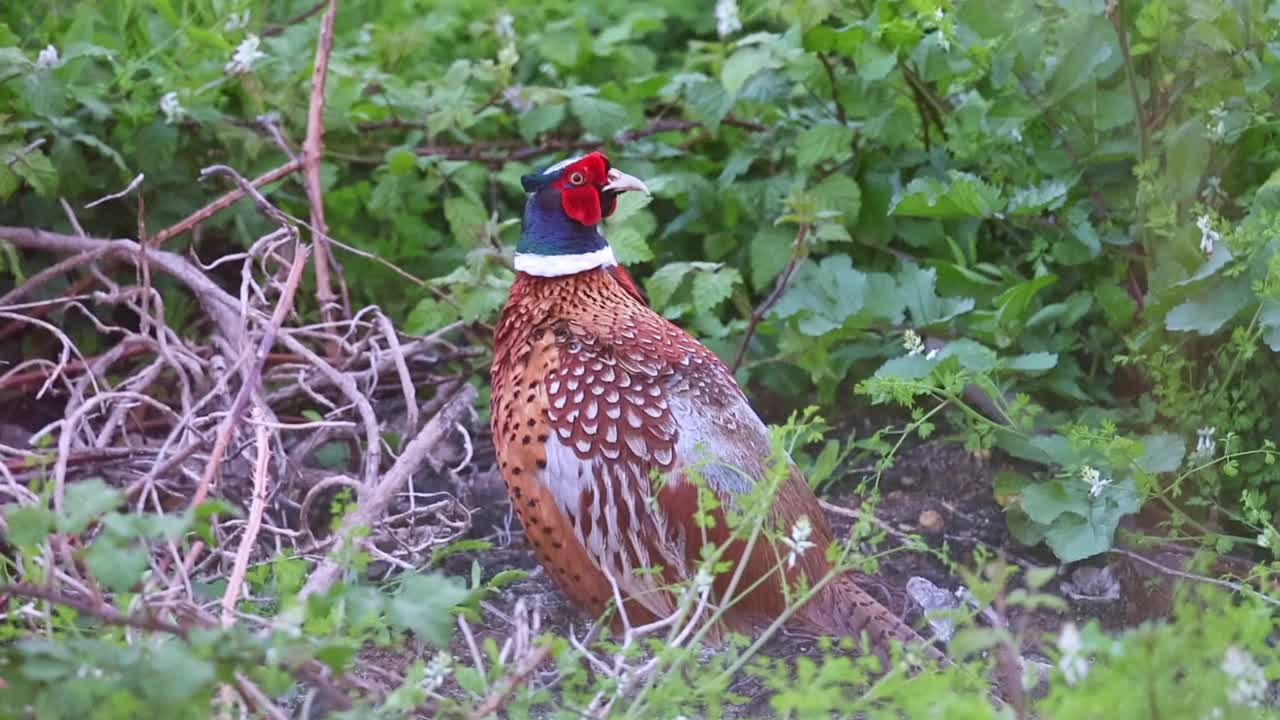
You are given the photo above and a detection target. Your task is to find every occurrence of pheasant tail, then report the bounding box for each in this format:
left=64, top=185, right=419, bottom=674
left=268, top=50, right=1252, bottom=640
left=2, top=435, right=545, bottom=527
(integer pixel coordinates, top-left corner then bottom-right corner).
left=802, top=574, right=947, bottom=664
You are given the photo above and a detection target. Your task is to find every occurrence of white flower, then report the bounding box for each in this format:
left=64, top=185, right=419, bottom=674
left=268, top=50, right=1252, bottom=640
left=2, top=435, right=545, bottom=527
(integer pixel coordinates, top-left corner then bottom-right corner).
left=1057, top=623, right=1089, bottom=686
left=224, top=9, right=251, bottom=32
left=925, top=348, right=939, bottom=360
left=1080, top=466, right=1111, bottom=498
left=1007, top=126, right=1024, bottom=143
left=498, top=44, right=519, bottom=68
left=35, top=44, right=60, bottom=71
left=422, top=651, right=453, bottom=692
left=224, top=34, right=266, bottom=75
left=1193, top=426, right=1217, bottom=461
left=903, top=329, right=925, bottom=356
left=938, top=35, right=951, bottom=52
left=1221, top=646, right=1266, bottom=707
left=495, top=11, right=516, bottom=43
left=159, top=91, right=185, bottom=124
left=715, top=0, right=742, bottom=38
left=935, top=7, right=945, bottom=21
left=1196, top=215, right=1220, bottom=256
left=1207, top=105, right=1228, bottom=143
left=780, top=516, right=816, bottom=569
left=694, top=566, right=715, bottom=594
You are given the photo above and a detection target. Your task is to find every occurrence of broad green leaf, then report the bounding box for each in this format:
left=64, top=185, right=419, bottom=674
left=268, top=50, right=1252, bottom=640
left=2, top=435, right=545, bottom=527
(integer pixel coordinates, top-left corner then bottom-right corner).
left=1003, top=353, right=1059, bottom=372
left=722, top=47, right=780, bottom=95
left=387, top=573, right=470, bottom=646
left=4, top=504, right=54, bottom=546
left=873, top=354, right=934, bottom=380
left=772, top=255, right=867, bottom=335
left=795, top=124, right=853, bottom=168
left=691, top=267, right=740, bottom=309
left=609, top=226, right=654, bottom=264
left=810, top=173, right=862, bottom=222
left=645, top=263, right=691, bottom=309
left=1006, top=180, right=1070, bottom=215
left=443, top=195, right=487, bottom=247
left=1137, top=433, right=1186, bottom=474
left=889, top=171, right=1003, bottom=219
left=569, top=95, right=632, bottom=137
left=1043, top=15, right=1116, bottom=106
left=57, top=478, right=123, bottom=534
left=1164, top=277, right=1252, bottom=335
left=898, top=263, right=975, bottom=326
left=937, top=338, right=998, bottom=371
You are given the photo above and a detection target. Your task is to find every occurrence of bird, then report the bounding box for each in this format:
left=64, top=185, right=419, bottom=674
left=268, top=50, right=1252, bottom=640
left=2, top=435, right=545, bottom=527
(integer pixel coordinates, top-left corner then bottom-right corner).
left=489, top=150, right=943, bottom=663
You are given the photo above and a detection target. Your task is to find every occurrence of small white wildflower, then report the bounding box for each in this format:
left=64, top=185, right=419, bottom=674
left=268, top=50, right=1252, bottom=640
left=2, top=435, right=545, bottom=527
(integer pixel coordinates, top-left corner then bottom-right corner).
left=780, top=516, right=816, bottom=569
left=495, top=11, right=516, bottom=43
left=938, top=35, right=951, bottom=52
left=1007, top=126, right=1024, bottom=143
left=159, top=91, right=185, bottom=124
left=224, top=9, right=251, bottom=32
left=1080, top=465, right=1111, bottom=498
left=422, top=651, right=453, bottom=692
left=498, top=44, right=519, bottom=68
left=1196, top=215, right=1220, bottom=256
left=1193, top=426, right=1217, bottom=460
left=224, top=34, right=266, bottom=75
left=903, top=329, right=925, bottom=356
left=538, top=61, right=560, bottom=81
left=1207, top=105, right=1228, bottom=143
left=935, top=7, right=945, bottom=21
left=1057, top=623, right=1089, bottom=686
left=925, top=347, right=940, bottom=361
left=715, top=0, right=742, bottom=38
left=35, top=44, right=60, bottom=71
left=1221, top=646, right=1266, bottom=707
left=694, top=566, right=715, bottom=594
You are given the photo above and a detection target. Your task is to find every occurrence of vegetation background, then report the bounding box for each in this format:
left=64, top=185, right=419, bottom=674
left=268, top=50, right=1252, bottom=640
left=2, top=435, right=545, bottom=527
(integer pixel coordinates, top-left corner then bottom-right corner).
left=1, top=0, right=1279, bottom=717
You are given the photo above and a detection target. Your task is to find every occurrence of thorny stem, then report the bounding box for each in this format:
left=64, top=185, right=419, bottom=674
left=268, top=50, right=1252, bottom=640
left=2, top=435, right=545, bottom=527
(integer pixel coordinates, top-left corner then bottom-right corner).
left=732, top=223, right=810, bottom=373
left=303, top=0, right=343, bottom=339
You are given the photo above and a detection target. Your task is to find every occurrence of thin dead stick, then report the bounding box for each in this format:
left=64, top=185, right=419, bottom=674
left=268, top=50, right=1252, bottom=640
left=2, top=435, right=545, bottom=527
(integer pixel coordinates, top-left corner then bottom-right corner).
left=303, top=0, right=341, bottom=330
left=1109, top=547, right=1280, bottom=607
left=220, top=405, right=272, bottom=628
left=187, top=237, right=307, bottom=511
left=465, top=644, right=554, bottom=720
left=377, top=312, right=419, bottom=434
left=731, top=223, right=809, bottom=373
left=180, top=238, right=309, bottom=576
left=291, top=383, right=476, bottom=609
left=149, top=160, right=303, bottom=247
left=233, top=673, right=289, bottom=720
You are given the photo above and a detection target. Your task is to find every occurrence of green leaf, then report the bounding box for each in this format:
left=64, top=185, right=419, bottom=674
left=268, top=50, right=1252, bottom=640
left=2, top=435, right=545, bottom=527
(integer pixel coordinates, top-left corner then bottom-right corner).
left=1006, top=180, right=1070, bottom=215
left=810, top=173, right=862, bottom=222
left=57, top=478, right=123, bottom=534
left=4, top=504, right=54, bottom=546
left=1260, top=301, right=1280, bottom=352
left=872, top=354, right=934, bottom=380
left=722, top=47, right=781, bottom=95
left=645, top=263, right=691, bottom=309
left=889, top=171, right=1003, bottom=219
left=937, top=339, right=998, bottom=371
left=518, top=103, right=565, bottom=140
left=1137, top=434, right=1186, bottom=474
left=996, top=274, right=1057, bottom=329
left=1043, top=15, right=1116, bottom=106
left=898, top=263, right=975, bottom=326
left=772, top=255, right=867, bottom=335
left=609, top=226, right=654, bottom=264
left=9, top=148, right=57, bottom=197
left=1003, top=353, right=1059, bottom=372
left=387, top=573, right=470, bottom=646
left=443, top=195, right=487, bottom=248
left=1164, top=278, right=1252, bottom=335
left=569, top=94, right=632, bottom=137
left=795, top=124, right=853, bottom=169
left=84, top=538, right=148, bottom=592
left=692, top=267, right=740, bottom=309
left=405, top=298, right=460, bottom=335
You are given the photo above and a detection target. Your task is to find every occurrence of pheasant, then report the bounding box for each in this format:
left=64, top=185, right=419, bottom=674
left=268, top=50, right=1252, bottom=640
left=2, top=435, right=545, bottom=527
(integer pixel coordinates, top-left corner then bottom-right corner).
left=490, top=151, right=942, bottom=663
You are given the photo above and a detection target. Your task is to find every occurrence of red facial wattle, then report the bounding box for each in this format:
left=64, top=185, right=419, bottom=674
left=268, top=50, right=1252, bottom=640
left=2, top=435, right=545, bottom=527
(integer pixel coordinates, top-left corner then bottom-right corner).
left=555, top=152, right=613, bottom=226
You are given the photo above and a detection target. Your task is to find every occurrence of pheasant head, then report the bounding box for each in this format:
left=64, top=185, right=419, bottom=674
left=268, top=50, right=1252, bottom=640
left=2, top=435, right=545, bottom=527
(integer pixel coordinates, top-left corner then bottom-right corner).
left=514, top=151, right=649, bottom=277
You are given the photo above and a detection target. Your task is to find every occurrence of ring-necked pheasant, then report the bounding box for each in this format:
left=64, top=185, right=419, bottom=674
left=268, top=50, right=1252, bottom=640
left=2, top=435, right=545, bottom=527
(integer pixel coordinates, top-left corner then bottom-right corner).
left=490, top=151, right=942, bottom=663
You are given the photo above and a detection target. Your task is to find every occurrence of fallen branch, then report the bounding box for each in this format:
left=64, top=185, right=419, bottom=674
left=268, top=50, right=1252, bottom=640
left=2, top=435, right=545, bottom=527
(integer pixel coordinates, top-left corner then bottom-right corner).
left=302, top=0, right=343, bottom=332
left=292, top=382, right=476, bottom=608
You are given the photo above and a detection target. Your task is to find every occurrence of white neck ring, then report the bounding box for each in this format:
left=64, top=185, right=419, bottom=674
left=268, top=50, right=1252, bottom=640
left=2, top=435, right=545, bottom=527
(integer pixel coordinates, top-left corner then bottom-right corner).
left=514, top=246, right=617, bottom=277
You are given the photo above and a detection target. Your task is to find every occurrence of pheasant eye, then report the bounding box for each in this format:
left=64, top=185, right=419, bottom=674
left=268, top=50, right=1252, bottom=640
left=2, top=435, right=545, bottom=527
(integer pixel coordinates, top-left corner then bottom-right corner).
left=568, top=171, right=585, bottom=186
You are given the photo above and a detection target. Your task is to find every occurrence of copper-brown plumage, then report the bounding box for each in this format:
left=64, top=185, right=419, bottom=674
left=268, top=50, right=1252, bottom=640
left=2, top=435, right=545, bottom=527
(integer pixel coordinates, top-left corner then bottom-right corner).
left=492, top=263, right=944, bottom=662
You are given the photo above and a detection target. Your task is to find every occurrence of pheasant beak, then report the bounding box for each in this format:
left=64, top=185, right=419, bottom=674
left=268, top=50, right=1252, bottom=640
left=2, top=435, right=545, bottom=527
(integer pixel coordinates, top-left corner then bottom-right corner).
left=602, top=168, right=650, bottom=195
